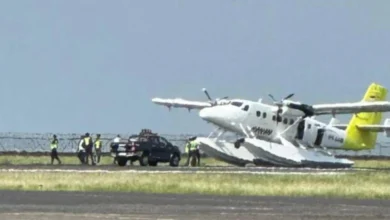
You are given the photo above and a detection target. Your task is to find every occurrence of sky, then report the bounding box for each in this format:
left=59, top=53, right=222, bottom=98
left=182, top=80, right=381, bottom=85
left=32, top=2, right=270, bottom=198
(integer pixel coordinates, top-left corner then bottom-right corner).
left=0, top=0, right=389, bottom=137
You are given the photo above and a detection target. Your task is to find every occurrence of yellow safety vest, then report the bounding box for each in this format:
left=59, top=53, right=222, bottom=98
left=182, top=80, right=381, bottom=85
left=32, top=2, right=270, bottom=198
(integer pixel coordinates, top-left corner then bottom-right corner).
left=50, top=139, right=58, bottom=149
left=84, top=137, right=91, bottom=146
left=185, top=142, right=191, bottom=153
left=95, top=139, right=102, bottom=149
left=189, top=141, right=198, bottom=151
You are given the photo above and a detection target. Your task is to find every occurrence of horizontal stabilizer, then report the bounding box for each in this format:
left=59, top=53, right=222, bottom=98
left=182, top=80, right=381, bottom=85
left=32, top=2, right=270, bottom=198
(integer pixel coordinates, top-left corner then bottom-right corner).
left=151, top=98, right=211, bottom=110
left=355, top=118, right=390, bottom=137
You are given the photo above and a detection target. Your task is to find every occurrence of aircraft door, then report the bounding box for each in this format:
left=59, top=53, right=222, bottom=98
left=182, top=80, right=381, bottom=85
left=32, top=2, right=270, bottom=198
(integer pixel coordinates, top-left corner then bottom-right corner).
left=149, top=136, right=162, bottom=159
left=296, top=120, right=305, bottom=140
left=298, top=120, right=319, bottom=147
left=158, top=137, right=172, bottom=161
left=314, top=129, right=325, bottom=146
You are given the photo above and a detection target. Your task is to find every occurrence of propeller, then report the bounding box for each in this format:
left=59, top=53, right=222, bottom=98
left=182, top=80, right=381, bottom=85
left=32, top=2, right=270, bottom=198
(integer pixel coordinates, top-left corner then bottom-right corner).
left=202, top=88, right=228, bottom=106
left=268, top=93, right=315, bottom=121
left=268, top=93, right=295, bottom=125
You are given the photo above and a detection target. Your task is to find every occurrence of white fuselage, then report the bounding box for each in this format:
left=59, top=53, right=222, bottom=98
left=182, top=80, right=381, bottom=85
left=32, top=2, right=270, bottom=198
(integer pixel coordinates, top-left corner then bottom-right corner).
left=198, top=99, right=347, bottom=149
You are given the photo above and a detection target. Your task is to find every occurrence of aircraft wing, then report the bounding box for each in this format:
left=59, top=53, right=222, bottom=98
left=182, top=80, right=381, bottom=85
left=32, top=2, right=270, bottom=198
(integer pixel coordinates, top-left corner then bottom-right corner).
left=151, top=98, right=211, bottom=110
left=312, top=101, right=390, bottom=115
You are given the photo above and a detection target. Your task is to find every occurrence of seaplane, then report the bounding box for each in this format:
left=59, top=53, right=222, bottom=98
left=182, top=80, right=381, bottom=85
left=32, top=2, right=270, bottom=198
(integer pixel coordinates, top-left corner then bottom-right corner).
left=152, top=83, right=390, bottom=168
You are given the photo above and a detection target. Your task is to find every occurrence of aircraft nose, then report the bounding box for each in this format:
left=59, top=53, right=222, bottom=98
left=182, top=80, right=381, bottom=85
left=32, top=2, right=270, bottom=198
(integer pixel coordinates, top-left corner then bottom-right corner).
left=199, top=108, right=219, bottom=123
left=199, top=108, right=211, bottom=120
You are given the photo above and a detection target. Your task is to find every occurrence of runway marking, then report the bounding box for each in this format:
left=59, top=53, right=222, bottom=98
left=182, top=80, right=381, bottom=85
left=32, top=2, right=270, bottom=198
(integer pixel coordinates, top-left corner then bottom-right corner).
left=2, top=212, right=174, bottom=219
left=0, top=168, right=349, bottom=175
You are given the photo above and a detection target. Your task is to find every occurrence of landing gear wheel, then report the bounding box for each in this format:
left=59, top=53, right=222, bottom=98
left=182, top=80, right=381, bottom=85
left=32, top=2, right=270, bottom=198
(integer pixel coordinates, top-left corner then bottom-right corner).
left=234, top=138, right=245, bottom=149
left=139, top=153, right=149, bottom=166
left=169, top=154, right=180, bottom=167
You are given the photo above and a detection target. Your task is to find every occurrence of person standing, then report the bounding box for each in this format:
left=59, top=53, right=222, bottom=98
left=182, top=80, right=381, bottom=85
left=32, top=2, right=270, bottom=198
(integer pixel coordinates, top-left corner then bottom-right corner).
left=184, top=138, right=191, bottom=166
left=94, top=134, right=102, bottom=164
left=83, top=133, right=95, bottom=165
left=50, top=134, right=61, bottom=165
left=77, top=135, right=86, bottom=164
left=111, top=135, right=121, bottom=164
left=184, top=136, right=198, bottom=166
left=195, top=141, right=201, bottom=166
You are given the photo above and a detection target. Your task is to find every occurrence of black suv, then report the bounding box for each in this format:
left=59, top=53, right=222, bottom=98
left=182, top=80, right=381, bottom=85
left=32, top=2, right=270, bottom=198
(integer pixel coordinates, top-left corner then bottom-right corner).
left=111, top=129, right=181, bottom=167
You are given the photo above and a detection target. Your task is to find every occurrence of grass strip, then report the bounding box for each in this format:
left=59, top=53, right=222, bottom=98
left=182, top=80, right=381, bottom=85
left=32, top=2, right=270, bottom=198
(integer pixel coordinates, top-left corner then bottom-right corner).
left=0, top=171, right=390, bottom=199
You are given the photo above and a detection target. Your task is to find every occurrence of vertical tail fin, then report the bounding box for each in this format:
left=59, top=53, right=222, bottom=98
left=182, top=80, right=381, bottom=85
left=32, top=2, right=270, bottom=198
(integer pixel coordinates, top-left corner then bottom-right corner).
left=344, top=83, right=388, bottom=150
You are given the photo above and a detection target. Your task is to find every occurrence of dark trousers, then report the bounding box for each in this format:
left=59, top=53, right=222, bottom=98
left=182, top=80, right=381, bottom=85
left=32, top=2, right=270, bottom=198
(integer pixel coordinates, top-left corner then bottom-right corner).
left=85, top=146, right=95, bottom=165
left=111, top=145, right=118, bottom=164
left=196, top=149, right=200, bottom=166
left=77, top=151, right=86, bottom=164
left=95, top=148, right=102, bottom=163
left=51, top=148, right=61, bottom=164
left=185, top=150, right=200, bottom=166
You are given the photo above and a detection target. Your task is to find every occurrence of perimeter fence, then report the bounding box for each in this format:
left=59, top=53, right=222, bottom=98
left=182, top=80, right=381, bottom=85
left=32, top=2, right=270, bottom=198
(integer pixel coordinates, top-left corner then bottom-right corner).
left=0, top=132, right=389, bottom=159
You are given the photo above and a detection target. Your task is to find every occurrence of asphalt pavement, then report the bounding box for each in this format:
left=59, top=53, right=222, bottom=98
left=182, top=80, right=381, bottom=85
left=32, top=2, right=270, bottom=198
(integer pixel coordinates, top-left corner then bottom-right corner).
left=0, top=191, right=389, bottom=220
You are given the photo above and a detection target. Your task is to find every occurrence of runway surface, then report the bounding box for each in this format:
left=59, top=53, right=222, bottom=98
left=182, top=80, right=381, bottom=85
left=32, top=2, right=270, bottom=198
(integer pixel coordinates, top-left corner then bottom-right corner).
left=0, top=164, right=360, bottom=174
left=0, top=190, right=389, bottom=220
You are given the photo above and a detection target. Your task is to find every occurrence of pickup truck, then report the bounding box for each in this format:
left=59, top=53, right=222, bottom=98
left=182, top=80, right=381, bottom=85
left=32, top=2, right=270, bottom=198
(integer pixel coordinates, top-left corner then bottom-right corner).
left=110, top=129, right=181, bottom=167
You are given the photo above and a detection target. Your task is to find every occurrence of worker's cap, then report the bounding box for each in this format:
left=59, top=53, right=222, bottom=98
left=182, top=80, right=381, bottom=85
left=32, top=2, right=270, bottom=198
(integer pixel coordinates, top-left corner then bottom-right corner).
left=188, top=136, right=197, bottom=141
left=97, top=134, right=101, bottom=137
left=85, top=133, right=90, bottom=136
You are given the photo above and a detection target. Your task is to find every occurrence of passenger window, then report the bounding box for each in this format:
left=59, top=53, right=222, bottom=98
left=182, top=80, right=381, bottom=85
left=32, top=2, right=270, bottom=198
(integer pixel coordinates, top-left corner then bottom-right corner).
left=283, top=118, right=288, bottom=124
left=242, top=105, right=249, bottom=111
left=272, top=115, right=276, bottom=121
left=263, top=112, right=266, bottom=118
left=277, top=115, right=282, bottom=122
left=289, top=119, right=294, bottom=125
left=256, top=111, right=261, bottom=117
left=308, top=124, right=311, bottom=129
left=231, top=102, right=243, bottom=107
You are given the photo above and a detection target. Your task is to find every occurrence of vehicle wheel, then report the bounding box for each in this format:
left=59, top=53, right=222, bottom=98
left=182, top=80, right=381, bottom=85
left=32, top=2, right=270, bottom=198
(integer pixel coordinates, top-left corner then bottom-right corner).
left=139, top=153, right=149, bottom=166
left=148, top=161, right=157, bottom=166
left=169, top=153, right=180, bottom=167
left=117, top=157, right=127, bottom=167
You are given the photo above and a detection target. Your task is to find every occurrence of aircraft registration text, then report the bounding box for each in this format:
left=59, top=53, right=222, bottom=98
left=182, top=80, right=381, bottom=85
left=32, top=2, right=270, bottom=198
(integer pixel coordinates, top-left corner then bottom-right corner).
left=328, top=135, right=344, bottom=143
left=251, top=127, right=273, bottom=136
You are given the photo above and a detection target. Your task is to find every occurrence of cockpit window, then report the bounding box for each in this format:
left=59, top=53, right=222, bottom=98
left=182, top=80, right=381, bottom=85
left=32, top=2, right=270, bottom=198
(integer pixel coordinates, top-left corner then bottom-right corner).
left=242, top=105, right=249, bottom=111
left=230, top=101, right=243, bottom=107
